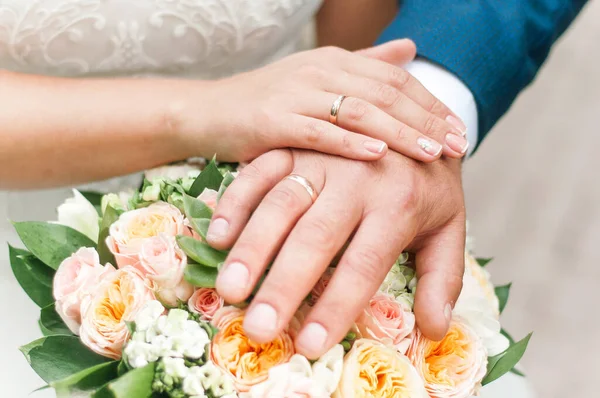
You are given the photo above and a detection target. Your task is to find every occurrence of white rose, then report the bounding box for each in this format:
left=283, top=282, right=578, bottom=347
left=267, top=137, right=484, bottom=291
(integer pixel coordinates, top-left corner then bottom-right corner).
left=55, top=189, right=99, bottom=242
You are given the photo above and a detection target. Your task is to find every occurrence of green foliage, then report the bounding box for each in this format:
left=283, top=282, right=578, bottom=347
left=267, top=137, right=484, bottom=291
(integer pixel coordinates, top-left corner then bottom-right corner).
left=483, top=333, right=532, bottom=386
left=476, top=257, right=493, bottom=267
left=98, top=206, right=120, bottom=265
left=80, top=191, right=104, bottom=215
left=176, top=236, right=227, bottom=267
left=21, top=335, right=111, bottom=383
left=52, top=361, right=119, bottom=398
left=183, top=194, right=213, bottom=219
left=184, top=263, right=218, bottom=288
left=189, top=218, right=210, bottom=240
left=13, top=221, right=96, bottom=269
left=187, top=158, right=224, bottom=197
left=495, top=283, right=512, bottom=314
left=9, top=245, right=54, bottom=307
left=217, top=172, right=236, bottom=200
left=93, top=363, right=156, bottom=398
left=40, top=303, right=73, bottom=336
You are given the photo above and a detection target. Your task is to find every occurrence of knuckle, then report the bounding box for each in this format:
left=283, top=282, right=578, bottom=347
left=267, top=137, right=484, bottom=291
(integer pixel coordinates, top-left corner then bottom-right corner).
left=395, top=187, right=417, bottom=214
left=344, top=98, right=370, bottom=122
left=319, top=45, right=345, bottom=57
left=301, top=120, right=325, bottom=144
left=341, top=131, right=353, bottom=151
left=296, top=218, right=336, bottom=250
left=219, top=193, right=252, bottom=216
left=265, top=186, right=304, bottom=212
left=423, top=114, right=442, bottom=137
left=426, top=98, right=449, bottom=117
left=344, top=246, right=386, bottom=284
left=297, top=64, right=326, bottom=81
left=374, top=84, right=402, bottom=109
left=395, top=123, right=410, bottom=141
left=389, top=67, right=411, bottom=89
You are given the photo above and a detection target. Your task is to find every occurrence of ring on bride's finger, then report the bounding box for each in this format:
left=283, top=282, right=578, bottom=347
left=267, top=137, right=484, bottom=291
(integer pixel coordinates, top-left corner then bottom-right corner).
left=284, top=174, right=318, bottom=203
left=329, top=95, right=347, bottom=125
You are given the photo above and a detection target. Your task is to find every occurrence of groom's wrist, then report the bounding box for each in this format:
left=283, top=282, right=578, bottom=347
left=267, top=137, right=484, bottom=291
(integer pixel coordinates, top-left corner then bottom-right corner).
left=405, top=59, right=479, bottom=156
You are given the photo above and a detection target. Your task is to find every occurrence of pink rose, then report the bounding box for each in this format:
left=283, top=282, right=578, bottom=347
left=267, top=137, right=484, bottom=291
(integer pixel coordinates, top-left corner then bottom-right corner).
left=139, top=234, right=193, bottom=307
left=355, top=292, right=416, bottom=354
left=80, top=266, right=154, bottom=359
left=53, top=248, right=115, bottom=334
left=187, top=288, right=224, bottom=321
left=308, top=267, right=334, bottom=306
left=197, top=188, right=218, bottom=210
left=106, top=202, right=187, bottom=268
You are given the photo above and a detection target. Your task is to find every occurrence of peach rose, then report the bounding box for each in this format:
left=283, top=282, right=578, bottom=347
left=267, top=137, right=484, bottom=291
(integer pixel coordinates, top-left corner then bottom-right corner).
left=408, top=317, right=488, bottom=398
left=197, top=188, right=219, bottom=210
left=106, top=202, right=187, bottom=268
left=188, top=288, right=224, bottom=321
left=308, top=267, right=334, bottom=306
left=79, top=266, right=154, bottom=359
left=138, top=234, right=193, bottom=307
left=355, top=292, right=416, bottom=354
left=210, top=306, right=295, bottom=392
left=333, top=339, right=428, bottom=398
left=53, top=248, right=115, bottom=334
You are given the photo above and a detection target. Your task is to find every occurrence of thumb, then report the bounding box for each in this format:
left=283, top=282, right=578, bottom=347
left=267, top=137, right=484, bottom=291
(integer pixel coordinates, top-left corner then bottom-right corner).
left=413, top=216, right=466, bottom=341
left=355, top=39, right=417, bottom=66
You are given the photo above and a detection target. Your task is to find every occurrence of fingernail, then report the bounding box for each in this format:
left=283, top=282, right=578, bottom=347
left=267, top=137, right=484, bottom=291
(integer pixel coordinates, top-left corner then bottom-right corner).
left=446, top=115, right=467, bottom=136
left=207, top=218, right=229, bottom=241
left=296, top=322, right=328, bottom=357
left=417, top=137, right=442, bottom=156
left=244, top=303, right=278, bottom=336
left=363, top=140, right=387, bottom=154
left=216, top=261, right=249, bottom=297
left=444, top=303, right=453, bottom=323
left=445, top=133, right=469, bottom=154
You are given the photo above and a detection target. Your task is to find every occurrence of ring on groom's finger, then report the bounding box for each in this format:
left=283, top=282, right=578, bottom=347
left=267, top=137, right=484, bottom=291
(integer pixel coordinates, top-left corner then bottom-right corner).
left=284, top=174, right=318, bottom=203
left=329, top=95, right=347, bottom=125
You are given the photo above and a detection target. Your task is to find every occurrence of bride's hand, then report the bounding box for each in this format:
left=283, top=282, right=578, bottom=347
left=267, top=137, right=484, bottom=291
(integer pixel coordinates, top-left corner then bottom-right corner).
left=178, top=40, right=469, bottom=163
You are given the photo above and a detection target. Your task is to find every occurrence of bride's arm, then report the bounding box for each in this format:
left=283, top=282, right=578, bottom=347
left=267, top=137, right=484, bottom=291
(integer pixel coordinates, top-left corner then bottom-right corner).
left=0, top=71, right=209, bottom=189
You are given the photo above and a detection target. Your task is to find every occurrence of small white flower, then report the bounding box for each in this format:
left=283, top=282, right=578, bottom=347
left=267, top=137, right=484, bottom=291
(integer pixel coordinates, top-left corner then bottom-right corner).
left=150, top=334, right=179, bottom=358
left=55, top=189, right=99, bottom=242
left=163, top=357, right=189, bottom=379
left=162, top=309, right=190, bottom=336
left=395, top=291, right=415, bottom=309
left=183, top=367, right=208, bottom=396
left=135, top=300, right=165, bottom=332
left=124, top=340, right=157, bottom=369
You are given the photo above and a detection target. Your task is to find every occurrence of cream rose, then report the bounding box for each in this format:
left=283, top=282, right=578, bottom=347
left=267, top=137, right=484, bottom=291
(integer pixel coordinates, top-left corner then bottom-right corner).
left=408, top=317, right=488, bottom=398
left=333, top=339, right=428, bottom=398
left=55, top=189, right=99, bottom=242
left=355, top=292, right=415, bottom=354
left=138, top=234, right=193, bottom=307
left=188, top=288, right=224, bottom=321
left=53, top=248, right=115, bottom=334
left=80, top=266, right=154, bottom=359
left=106, top=202, right=187, bottom=268
left=242, top=345, right=344, bottom=398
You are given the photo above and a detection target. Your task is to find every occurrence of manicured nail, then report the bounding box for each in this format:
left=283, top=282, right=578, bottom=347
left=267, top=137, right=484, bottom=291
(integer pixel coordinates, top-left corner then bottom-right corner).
left=363, top=140, right=387, bottom=154
left=216, top=261, right=249, bottom=297
left=446, top=115, right=467, bottom=136
left=444, top=303, right=453, bottom=323
left=417, top=137, right=442, bottom=156
left=244, top=303, right=278, bottom=336
left=445, top=133, right=469, bottom=154
left=207, top=218, right=229, bottom=241
left=296, top=322, right=328, bottom=357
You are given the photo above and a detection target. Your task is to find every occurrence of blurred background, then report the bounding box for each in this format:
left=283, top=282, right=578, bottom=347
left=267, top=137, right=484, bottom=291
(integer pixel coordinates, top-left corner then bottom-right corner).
left=1, top=2, right=599, bottom=397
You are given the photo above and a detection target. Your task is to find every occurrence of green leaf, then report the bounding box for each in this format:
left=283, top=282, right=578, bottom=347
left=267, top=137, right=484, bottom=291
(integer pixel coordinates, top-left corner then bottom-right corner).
left=13, top=222, right=96, bottom=269
left=98, top=206, right=120, bottom=265
left=217, top=172, right=236, bottom=200
left=500, top=329, right=515, bottom=345
left=187, top=158, right=224, bottom=197
left=477, top=257, right=493, bottom=267
left=9, top=245, right=54, bottom=307
left=510, top=367, right=526, bottom=377
left=25, top=335, right=111, bottom=383
left=52, top=361, right=119, bottom=398
left=184, top=263, right=219, bottom=288
left=495, top=283, right=512, bottom=314
left=482, top=333, right=532, bottom=386
left=40, top=303, right=73, bottom=336
left=189, top=218, right=210, bottom=240
left=39, top=319, right=56, bottom=336
left=117, top=360, right=130, bottom=377
left=183, top=194, right=213, bottom=219
left=21, top=254, right=55, bottom=287
left=80, top=191, right=105, bottom=215
left=92, top=363, right=155, bottom=398
left=176, top=235, right=227, bottom=267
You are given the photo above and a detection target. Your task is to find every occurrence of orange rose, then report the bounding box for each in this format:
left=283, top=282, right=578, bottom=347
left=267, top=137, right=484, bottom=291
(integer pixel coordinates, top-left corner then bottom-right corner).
left=408, top=317, right=487, bottom=398
left=210, top=306, right=295, bottom=392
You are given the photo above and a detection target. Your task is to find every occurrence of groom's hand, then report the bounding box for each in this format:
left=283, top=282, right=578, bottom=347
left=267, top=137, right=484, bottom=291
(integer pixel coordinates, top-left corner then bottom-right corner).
left=207, top=149, right=466, bottom=358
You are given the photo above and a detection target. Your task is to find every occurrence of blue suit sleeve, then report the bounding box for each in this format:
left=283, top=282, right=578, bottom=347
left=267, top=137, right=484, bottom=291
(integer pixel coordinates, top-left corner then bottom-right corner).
left=376, top=0, right=588, bottom=144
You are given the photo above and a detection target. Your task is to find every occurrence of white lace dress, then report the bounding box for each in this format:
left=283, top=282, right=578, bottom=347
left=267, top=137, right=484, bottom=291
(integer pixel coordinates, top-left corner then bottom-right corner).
left=0, top=1, right=533, bottom=397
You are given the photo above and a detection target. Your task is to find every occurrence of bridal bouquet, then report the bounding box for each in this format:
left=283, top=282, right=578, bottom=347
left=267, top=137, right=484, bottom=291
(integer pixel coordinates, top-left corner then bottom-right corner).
left=8, top=159, right=531, bottom=397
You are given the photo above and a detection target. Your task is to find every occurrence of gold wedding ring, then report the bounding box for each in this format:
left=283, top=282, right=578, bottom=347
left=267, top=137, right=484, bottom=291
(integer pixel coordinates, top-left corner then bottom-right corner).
left=329, top=95, right=347, bottom=125
left=284, top=174, right=318, bottom=203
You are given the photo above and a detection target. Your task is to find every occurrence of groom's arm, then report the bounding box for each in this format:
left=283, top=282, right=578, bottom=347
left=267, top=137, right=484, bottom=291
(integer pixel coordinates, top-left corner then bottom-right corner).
left=377, top=0, right=588, bottom=149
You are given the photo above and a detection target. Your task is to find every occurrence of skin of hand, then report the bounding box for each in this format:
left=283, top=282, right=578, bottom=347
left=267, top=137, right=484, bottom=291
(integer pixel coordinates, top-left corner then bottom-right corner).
left=207, top=148, right=466, bottom=359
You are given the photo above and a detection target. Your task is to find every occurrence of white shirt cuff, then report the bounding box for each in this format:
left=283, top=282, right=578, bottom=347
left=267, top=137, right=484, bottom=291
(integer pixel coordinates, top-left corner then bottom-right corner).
left=405, top=59, right=479, bottom=156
